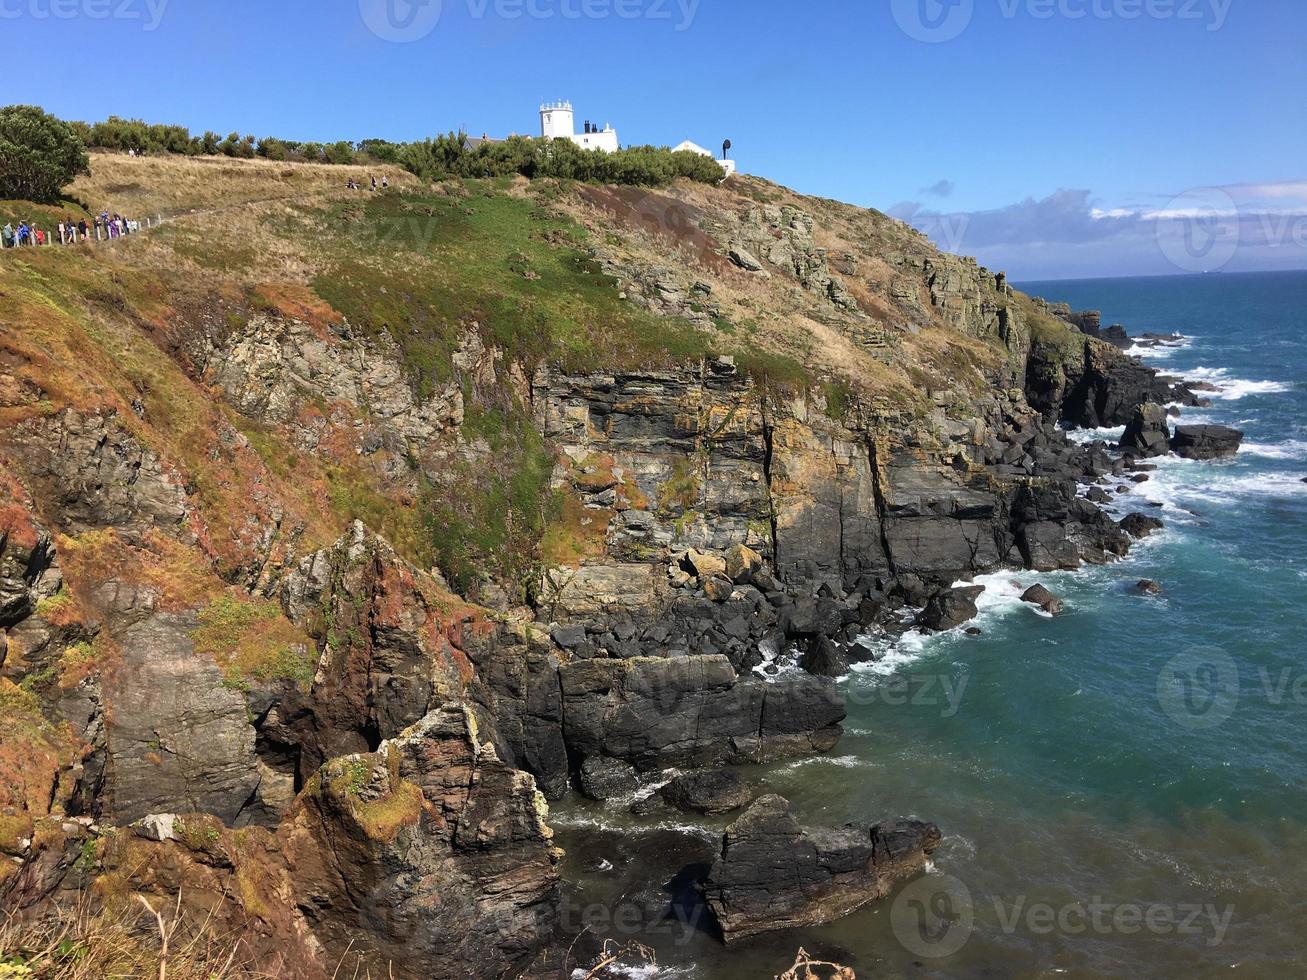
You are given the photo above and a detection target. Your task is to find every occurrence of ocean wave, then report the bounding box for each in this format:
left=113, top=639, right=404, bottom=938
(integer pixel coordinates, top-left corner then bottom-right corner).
left=1242, top=440, right=1307, bottom=461
left=1182, top=366, right=1292, bottom=400
left=775, top=754, right=867, bottom=771
left=548, top=812, right=719, bottom=841
left=1064, top=424, right=1125, bottom=445
left=1126, top=335, right=1191, bottom=359
left=1140, top=456, right=1307, bottom=512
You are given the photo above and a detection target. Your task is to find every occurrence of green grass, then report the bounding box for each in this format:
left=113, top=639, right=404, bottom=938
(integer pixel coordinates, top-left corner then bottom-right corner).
left=309, top=186, right=720, bottom=399
left=191, top=592, right=315, bottom=690
left=424, top=400, right=553, bottom=601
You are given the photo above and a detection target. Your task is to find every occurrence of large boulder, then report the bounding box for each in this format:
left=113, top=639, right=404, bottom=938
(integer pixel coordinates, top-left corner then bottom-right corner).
left=1119, top=403, right=1171, bottom=457
left=560, top=656, right=845, bottom=770
left=1020, top=584, right=1064, bottom=616
left=1118, top=512, right=1164, bottom=539
left=660, top=769, right=754, bottom=815
left=724, top=543, right=764, bottom=584
left=1170, top=425, right=1243, bottom=459
left=916, top=585, right=984, bottom=631
left=702, top=795, right=940, bottom=943
left=800, top=636, right=848, bottom=678
left=282, top=704, right=561, bottom=979
left=579, top=756, right=639, bottom=800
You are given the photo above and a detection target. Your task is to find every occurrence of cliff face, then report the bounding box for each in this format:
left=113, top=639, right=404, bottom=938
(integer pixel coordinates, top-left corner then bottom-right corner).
left=0, top=155, right=1179, bottom=975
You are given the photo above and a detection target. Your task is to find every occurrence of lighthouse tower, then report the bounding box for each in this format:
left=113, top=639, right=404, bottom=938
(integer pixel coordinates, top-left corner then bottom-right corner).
left=540, top=101, right=575, bottom=140
left=540, top=100, right=619, bottom=152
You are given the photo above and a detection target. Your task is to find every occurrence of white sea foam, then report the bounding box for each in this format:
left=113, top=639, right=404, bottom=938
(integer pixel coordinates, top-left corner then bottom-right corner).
left=573, top=966, right=696, bottom=980
left=1242, top=440, right=1307, bottom=461
left=1182, top=366, right=1291, bottom=400
left=1064, top=424, right=1125, bottom=445
left=1125, top=335, right=1190, bottom=359
left=777, top=754, right=867, bottom=770
left=848, top=630, right=930, bottom=678
left=549, top=812, right=719, bottom=841
left=1133, top=456, right=1307, bottom=516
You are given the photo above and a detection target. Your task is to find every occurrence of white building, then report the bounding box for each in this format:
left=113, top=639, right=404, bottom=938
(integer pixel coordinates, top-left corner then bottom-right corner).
left=540, top=101, right=619, bottom=153
left=672, top=139, right=737, bottom=178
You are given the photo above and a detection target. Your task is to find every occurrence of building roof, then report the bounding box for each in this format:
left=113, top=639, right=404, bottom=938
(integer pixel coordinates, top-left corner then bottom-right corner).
left=673, top=140, right=713, bottom=156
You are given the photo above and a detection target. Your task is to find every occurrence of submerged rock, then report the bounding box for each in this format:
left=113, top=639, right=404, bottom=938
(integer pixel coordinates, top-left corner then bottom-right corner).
left=1170, top=424, right=1243, bottom=459
left=1119, top=513, right=1164, bottom=538
left=1020, top=584, right=1064, bottom=616
left=661, top=769, right=754, bottom=815
left=916, top=585, right=984, bottom=631
left=702, top=795, right=940, bottom=943
left=1136, top=579, right=1163, bottom=596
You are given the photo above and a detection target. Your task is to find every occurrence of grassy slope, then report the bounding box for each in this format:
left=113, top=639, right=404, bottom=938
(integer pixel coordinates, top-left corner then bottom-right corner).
left=1, top=151, right=1087, bottom=610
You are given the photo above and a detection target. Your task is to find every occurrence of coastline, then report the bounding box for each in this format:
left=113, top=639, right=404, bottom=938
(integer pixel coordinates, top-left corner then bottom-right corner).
left=549, top=274, right=1307, bottom=978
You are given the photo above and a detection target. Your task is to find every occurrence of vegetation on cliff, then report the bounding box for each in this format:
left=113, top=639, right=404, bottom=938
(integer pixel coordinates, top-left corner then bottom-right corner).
left=68, top=112, right=726, bottom=186
left=0, top=105, right=90, bottom=203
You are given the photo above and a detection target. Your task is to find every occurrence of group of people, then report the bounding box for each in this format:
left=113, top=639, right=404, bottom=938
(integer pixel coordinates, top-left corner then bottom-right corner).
left=346, top=174, right=389, bottom=191
left=2, top=211, right=141, bottom=248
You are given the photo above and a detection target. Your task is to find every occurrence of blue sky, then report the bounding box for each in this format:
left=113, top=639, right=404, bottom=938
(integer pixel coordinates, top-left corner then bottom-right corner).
left=6, top=0, right=1305, bottom=279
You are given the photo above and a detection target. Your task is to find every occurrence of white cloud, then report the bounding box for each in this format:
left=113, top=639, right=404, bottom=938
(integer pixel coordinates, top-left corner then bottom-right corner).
left=896, top=182, right=1307, bottom=280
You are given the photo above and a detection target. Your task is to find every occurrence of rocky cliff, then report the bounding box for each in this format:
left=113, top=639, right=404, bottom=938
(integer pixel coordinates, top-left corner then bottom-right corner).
left=0, top=154, right=1184, bottom=976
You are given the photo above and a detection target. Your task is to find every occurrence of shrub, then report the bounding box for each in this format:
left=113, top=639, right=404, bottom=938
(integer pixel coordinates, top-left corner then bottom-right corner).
left=0, top=105, right=90, bottom=202
left=395, top=131, right=725, bottom=187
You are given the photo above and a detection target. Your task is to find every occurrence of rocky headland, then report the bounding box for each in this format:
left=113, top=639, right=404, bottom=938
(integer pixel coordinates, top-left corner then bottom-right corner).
left=0, top=153, right=1212, bottom=977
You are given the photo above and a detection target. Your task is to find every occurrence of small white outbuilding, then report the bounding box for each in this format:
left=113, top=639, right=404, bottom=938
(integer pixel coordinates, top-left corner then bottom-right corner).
left=672, top=140, right=737, bottom=177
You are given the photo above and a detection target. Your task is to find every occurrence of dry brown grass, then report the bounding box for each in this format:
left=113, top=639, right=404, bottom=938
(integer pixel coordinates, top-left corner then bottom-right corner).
left=557, top=177, right=916, bottom=405
left=69, top=152, right=419, bottom=219
left=0, top=898, right=276, bottom=979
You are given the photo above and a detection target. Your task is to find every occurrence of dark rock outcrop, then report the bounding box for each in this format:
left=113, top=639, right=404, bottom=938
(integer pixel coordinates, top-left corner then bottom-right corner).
left=1171, top=424, right=1244, bottom=459
left=916, top=585, right=984, bottom=631
left=560, top=656, right=845, bottom=770
left=579, top=755, right=639, bottom=800
left=1020, top=583, right=1064, bottom=616
left=1120, top=403, right=1171, bottom=457
left=1027, top=335, right=1197, bottom=429
left=104, top=612, right=261, bottom=825
left=702, top=795, right=940, bottom=943
left=1119, top=513, right=1164, bottom=539
left=800, top=635, right=849, bottom=678
left=278, top=704, right=561, bottom=979
left=661, top=769, right=754, bottom=815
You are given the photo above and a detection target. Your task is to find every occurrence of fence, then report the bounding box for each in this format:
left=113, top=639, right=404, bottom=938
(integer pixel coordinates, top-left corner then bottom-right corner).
left=1, top=215, right=165, bottom=249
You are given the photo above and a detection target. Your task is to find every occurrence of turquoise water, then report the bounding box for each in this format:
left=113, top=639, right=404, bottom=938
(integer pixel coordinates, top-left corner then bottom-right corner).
left=553, top=271, right=1307, bottom=979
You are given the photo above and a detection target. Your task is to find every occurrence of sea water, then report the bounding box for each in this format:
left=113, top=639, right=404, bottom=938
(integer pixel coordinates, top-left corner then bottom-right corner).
left=552, top=270, right=1307, bottom=979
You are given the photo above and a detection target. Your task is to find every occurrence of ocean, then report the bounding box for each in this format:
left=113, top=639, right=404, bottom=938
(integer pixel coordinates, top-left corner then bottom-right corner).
left=551, top=270, right=1307, bottom=979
